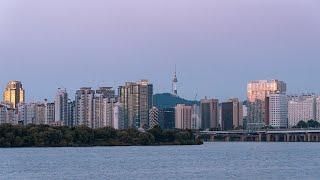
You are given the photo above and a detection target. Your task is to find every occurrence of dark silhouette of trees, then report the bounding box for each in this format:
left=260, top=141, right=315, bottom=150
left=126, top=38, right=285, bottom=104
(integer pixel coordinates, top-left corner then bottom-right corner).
left=294, top=120, right=320, bottom=129
left=0, top=124, right=202, bottom=147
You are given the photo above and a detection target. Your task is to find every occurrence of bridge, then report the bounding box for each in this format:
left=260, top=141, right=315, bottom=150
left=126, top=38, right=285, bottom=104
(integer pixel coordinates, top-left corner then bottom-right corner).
left=197, top=129, right=320, bottom=142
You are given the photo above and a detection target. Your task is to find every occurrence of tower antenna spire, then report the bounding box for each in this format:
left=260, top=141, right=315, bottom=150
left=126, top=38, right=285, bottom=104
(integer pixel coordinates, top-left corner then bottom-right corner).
left=172, top=65, right=178, bottom=96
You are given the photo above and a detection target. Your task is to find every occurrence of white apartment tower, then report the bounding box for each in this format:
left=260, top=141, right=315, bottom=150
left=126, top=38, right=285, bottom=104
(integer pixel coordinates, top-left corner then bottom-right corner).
left=113, top=102, right=125, bottom=130
left=316, top=97, right=320, bottom=122
left=191, top=104, right=201, bottom=130
left=288, top=95, right=316, bottom=127
left=75, top=87, right=95, bottom=128
left=268, top=92, right=288, bottom=128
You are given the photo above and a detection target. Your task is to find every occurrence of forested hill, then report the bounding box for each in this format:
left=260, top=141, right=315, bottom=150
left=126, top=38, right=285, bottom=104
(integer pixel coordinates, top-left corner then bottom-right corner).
left=153, top=93, right=199, bottom=109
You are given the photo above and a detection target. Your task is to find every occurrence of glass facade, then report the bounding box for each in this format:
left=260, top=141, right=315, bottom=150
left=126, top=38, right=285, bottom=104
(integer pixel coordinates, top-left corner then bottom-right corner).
left=3, top=81, right=25, bottom=109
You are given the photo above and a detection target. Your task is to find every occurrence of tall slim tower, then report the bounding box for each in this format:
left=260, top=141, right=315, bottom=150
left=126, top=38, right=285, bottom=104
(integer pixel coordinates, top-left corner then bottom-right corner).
left=54, top=88, right=68, bottom=126
left=172, top=67, right=178, bottom=96
left=3, top=81, right=25, bottom=108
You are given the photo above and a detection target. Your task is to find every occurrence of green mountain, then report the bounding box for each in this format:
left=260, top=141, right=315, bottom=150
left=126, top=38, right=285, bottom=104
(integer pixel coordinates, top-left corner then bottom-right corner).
left=153, top=93, right=199, bottom=109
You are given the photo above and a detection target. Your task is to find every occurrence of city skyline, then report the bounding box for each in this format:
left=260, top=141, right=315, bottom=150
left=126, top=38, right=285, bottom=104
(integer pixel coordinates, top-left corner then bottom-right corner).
left=2, top=78, right=320, bottom=131
left=1, top=77, right=320, bottom=102
left=1, top=1, right=320, bottom=100
left=1, top=1, right=320, bottom=179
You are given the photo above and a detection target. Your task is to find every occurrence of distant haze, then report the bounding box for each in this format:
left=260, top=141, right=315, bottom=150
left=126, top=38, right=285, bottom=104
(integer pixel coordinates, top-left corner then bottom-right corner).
left=0, top=0, right=319, bottom=101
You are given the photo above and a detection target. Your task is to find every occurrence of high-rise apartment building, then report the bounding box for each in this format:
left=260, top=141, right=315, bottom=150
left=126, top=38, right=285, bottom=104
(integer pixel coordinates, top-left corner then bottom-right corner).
left=113, top=102, right=125, bottom=130
left=55, top=88, right=68, bottom=126
left=67, top=100, right=75, bottom=127
left=46, top=102, right=55, bottom=125
left=221, top=98, right=243, bottom=130
left=268, top=93, right=288, bottom=128
left=118, top=80, right=153, bottom=129
left=0, top=103, right=17, bottom=124
left=94, top=97, right=116, bottom=128
left=0, top=104, right=6, bottom=124
left=200, top=99, right=219, bottom=130
left=26, top=103, right=36, bottom=125
left=288, top=94, right=316, bottom=127
left=247, top=79, right=286, bottom=129
left=3, top=81, right=25, bottom=109
left=75, top=87, right=95, bottom=128
left=316, top=97, right=320, bottom=122
left=175, top=104, right=192, bottom=130
left=96, top=87, right=115, bottom=99
left=93, top=87, right=116, bottom=128
left=191, top=104, right=201, bottom=130
left=149, top=107, right=162, bottom=128
left=35, top=103, right=46, bottom=125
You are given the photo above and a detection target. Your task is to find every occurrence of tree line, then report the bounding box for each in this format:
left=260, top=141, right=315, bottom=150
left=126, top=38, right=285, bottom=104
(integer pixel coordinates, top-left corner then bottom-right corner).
left=294, top=120, right=320, bottom=129
left=0, top=124, right=203, bottom=148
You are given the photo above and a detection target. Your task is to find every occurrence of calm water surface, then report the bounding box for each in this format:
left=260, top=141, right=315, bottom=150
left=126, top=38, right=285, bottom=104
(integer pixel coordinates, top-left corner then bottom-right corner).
left=0, top=142, right=320, bottom=180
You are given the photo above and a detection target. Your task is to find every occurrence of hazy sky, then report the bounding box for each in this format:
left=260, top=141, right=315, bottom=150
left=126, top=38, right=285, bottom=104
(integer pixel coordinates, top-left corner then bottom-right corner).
left=0, top=0, right=320, bottom=101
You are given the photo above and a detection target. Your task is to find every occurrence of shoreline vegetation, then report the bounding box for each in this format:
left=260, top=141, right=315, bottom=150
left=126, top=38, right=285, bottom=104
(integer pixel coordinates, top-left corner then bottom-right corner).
left=0, top=124, right=203, bottom=148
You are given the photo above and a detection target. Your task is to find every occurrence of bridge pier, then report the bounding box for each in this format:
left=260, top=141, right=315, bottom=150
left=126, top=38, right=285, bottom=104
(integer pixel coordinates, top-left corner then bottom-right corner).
left=308, top=133, right=312, bottom=142
left=210, top=135, right=215, bottom=142
left=285, top=134, right=290, bottom=142
left=267, top=134, right=271, bottom=142
left=240, top=135, right=246, bottom=142
left=225, top=136, right=230, bottom=142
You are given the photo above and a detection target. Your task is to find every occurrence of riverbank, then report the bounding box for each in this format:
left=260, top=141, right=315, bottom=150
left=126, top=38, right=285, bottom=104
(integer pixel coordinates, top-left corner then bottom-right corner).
left=0, top=124, right=202, bottom=147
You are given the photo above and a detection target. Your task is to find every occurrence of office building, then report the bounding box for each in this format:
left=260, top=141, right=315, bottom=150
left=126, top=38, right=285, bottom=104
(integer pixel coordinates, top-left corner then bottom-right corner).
left=200, top=99, right=219, bottom=130
left=46, top=102, right=55, bottom=125
left=3, top=81, right=25, bottom=109
left=162, top=108, right=175, bottom=129
left=221, top=98, right=243, bottom=130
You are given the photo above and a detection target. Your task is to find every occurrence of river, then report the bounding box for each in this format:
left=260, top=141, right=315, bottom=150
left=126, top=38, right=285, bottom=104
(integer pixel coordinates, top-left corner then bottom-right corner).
left=1, top=142, right=319, bottom=179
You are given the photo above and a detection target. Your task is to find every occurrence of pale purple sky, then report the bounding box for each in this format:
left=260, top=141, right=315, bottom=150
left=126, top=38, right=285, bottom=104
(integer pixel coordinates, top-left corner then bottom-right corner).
left=0, top=0, right=320, bottom=101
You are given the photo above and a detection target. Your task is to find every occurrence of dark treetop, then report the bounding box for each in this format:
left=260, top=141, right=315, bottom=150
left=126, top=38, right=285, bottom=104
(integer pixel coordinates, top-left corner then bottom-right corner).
left=0, top=124, right=202, bottom=148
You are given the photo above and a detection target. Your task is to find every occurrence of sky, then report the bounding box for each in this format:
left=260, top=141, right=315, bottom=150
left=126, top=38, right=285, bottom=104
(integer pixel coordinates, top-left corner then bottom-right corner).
left=0, top=0, right=320, bottom=101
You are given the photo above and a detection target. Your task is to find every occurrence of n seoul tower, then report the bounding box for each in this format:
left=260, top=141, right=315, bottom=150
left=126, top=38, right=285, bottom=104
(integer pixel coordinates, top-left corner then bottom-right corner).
left=172, top=66, right=178, bottom=96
